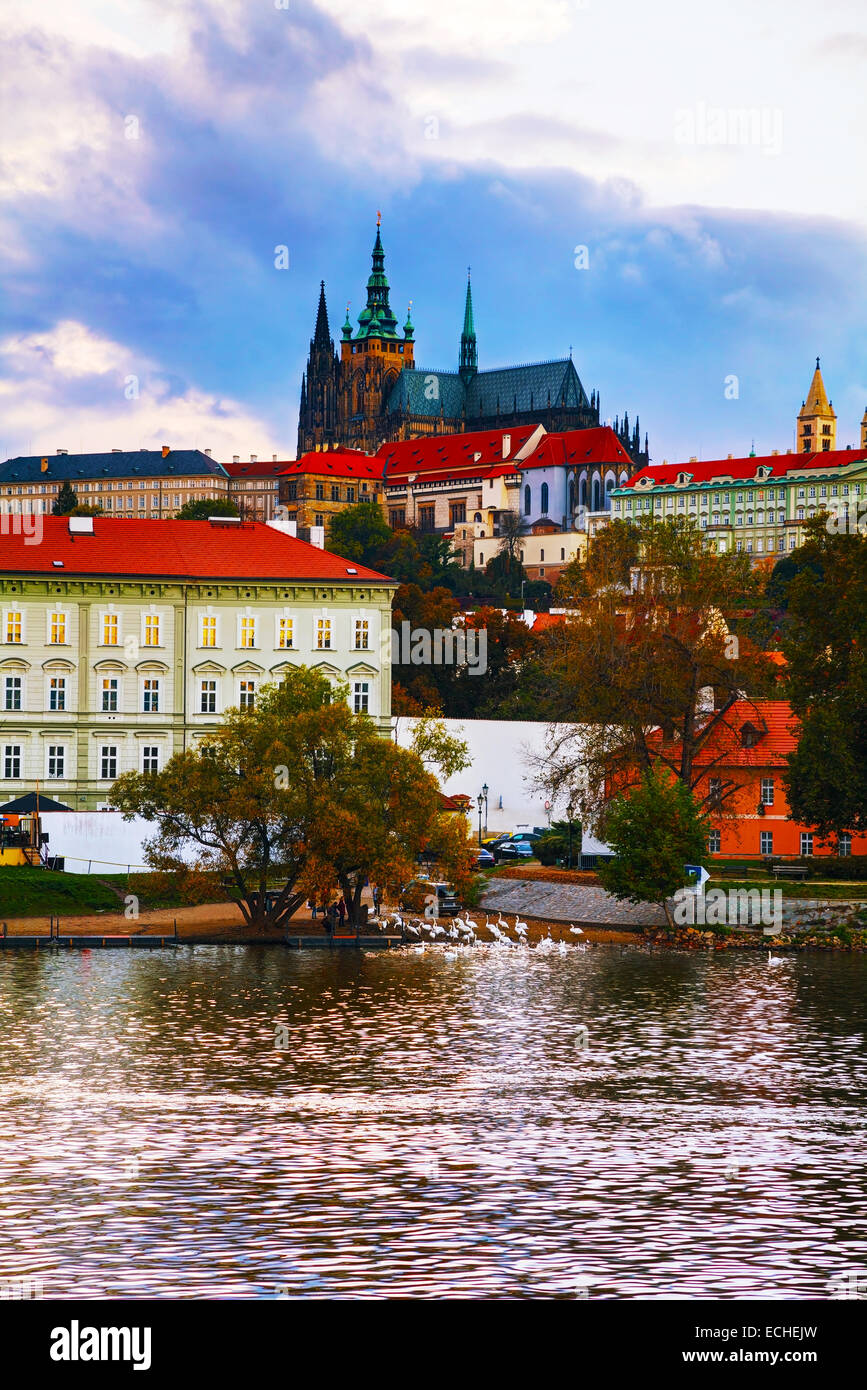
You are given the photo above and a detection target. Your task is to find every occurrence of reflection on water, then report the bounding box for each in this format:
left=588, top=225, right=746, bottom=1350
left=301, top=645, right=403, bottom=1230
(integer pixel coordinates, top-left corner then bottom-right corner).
left=0, top=944, right=865, bottom=1299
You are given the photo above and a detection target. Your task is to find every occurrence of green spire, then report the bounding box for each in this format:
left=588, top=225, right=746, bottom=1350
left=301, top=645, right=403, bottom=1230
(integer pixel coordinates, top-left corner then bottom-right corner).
left=342, top=301, right=352, bottom=341
left=356, top=211, right=398, bottom=339
left=459, top=268, right=477, bottom=381
left=404, top=299, right=414, bottom=341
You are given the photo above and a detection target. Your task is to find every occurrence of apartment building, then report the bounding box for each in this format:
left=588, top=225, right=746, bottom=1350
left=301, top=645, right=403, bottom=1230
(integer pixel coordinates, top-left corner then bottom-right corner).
left=0, top=516, right=395, bottom=808
left=0, top=448, right=229, bottom=517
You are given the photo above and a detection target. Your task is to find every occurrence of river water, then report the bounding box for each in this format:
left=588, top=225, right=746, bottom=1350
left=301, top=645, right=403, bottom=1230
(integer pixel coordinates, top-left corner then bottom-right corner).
left=0, top=943, right=865, bottom=1299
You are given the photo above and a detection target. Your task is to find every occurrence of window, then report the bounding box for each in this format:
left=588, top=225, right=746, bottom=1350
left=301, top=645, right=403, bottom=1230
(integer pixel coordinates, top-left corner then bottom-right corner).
left=142, top=678, right=160, bottom=713
left=142, top=746, right=160, bottom=774
left=330, top=485, right=340, bottom=502
left=838, top=832, right=852, bottom=857
left=49, top=676, right=66, bottom=711
left=143, top=614, right=160, bottom=647
left=353, top=681, right=370, bottom=714
left=708, top=829, right=721, bottom=853
left=3, top=744, right=21, bottom=779
left=760, top=830, right=773, bottom=856
left=47, top=745, right=65, bottom=780
left=354, top=618, right=369, bottom=650
left=418, top=505, right=435, bottom=532
left=100, top=745, right=118, bottom=780
left=347, top=486, right=356, bottom=503
left=540, top=482, right=549, bottom=515
left=201, top=616, right=217, bottom=648
left=239, top=680, right=256, bottom=710
left=708, top=777, right=722, bottom=807
left=3, top=676, right=21, bottom=711
left=240, top=616, right=256, bottom=648
left=49, top=612, right=66, bottom=644
left=800, top=832, right=813, bottom=856
left=277, top=616, right=294, bottom=649
left=102, top=614, right=118, bottom=646
left=389, top=509, right=405, bottom=529
left=317, top=618, right=332, bottom=650
left=760, top=777, right=774, bottom=806
left=449, top=501, right=466, bottom=525
left=524, top=485, right=531, bottom=516
left=314, top=513, right=325, bottom=528
left=200, top=680, right=217, bottom=714
left=101, top=677, right=119, bottom=712
left=314, top=483, right=324, bottom=501
left=5, top=611, right=22, bottom=644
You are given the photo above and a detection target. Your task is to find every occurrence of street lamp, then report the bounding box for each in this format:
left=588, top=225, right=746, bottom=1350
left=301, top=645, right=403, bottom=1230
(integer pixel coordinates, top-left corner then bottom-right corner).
left=476, top=791, right=484, bottom=847
left=482, top=782, right=489, bottom=835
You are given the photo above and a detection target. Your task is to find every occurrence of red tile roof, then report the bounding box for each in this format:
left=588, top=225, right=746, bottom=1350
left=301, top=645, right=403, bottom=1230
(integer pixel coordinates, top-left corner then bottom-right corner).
left=520, top=427, right=633, bottom=472
left=378, top=426, right=541, bottom=482
left=683, top=702, right=799, bottom=768
left=623, top=448, right=867, bottom=489
left=0, top=517, right=393, bottom=583
left=277, top=448, right=384, bottom=481
left=223, top=460, right=288, bottom=478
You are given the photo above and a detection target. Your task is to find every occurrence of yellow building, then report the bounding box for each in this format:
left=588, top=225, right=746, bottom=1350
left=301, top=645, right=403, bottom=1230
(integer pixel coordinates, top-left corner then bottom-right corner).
left=797, top=359, right=836, bottom=453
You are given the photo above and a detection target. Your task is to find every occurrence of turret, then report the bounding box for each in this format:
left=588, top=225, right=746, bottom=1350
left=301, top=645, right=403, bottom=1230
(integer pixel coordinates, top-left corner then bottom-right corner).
left=459, top=270, right=478, bottom=383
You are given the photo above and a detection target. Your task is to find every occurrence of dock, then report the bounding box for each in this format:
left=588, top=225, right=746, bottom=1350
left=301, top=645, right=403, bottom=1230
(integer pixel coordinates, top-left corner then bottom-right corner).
left=283, top=933, right=402, bottom=950
left=0, top=934, right=179, bottom=949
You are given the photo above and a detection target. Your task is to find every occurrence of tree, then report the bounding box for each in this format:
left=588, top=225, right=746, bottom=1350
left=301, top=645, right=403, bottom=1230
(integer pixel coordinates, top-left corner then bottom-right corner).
left=497, top=509, right=529, bottom=568
left=781, top=521, right=867, bottom=834
left=111, top=668, right=466, bottom=930
left=535, top=517, right=776, bottom=831
left=52, top=481, right=78, bottom=515
left=534, top=818, right=582, bottom=867
left=554, top=519, right=639, bottom=606
left=597, top=769, right=709, bottom=926
left=69, top=503, right=104, bottom=516
left=175, top=497, right=239, bottom=520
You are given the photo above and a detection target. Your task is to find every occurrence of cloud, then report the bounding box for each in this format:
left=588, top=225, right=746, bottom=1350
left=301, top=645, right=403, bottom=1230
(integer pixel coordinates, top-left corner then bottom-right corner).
left=0, top=321, right=281, bottom=459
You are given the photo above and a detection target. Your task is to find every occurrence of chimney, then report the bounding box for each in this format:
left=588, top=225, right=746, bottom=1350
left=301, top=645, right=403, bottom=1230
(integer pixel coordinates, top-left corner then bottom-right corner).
left=272, top=454, right=277, bottom=463
left=502, top=433, right=511, bottom=458
left=309, top=524, right=326, bottom=549
left=204, top=448, right=212, bottom=457
left=250, top=454, right=257, bottom=464
left=111, top=448, right=122, bottom=454
left=40, top=458, right=48, bottom=473
left=57, top=448, right=67, bottom=455
left=233, top=455, right=240, bottom=464
left=161, top=445, right=170, bottom=458
left=771, top=449, right=779, bottom=456
left=689, top=455, right=697, bottom=463
left=726, top=453, right=733, bottom=459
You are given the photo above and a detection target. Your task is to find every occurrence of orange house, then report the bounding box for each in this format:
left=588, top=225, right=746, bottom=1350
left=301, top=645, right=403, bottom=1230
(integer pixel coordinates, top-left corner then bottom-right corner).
left=692, top=700, right=865, bottom=861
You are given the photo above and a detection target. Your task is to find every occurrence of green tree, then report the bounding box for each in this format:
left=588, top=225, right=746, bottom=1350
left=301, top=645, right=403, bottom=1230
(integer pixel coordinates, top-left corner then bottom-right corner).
left=535, top=517, right=776, bottom=827
left=175, top=497, right=239, bottom=520
left=111, top=668, right=463, bottom=930
left=781, top=521, right=867, bottom=834
left=52, top=480, right=78, bottom=515
left=597, top=769, right=709, bottom=926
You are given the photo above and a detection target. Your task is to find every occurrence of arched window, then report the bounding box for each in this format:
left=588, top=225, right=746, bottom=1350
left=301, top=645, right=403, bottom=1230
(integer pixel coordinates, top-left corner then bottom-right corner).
left=580, top=477, right=587, bottom=508
left=592, top=477, right=600, bottom=511
left=568, top=480, right=575, bottom=514
left=524, top=485, right=531, bottom=516
left=473, top=512, right=482, bottom=523
left=540, top=482, right=549, bottom=514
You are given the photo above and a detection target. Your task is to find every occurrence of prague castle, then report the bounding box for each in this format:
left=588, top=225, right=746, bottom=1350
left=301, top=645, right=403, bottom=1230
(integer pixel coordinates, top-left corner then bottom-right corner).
left=297, top=217, right=649, bottom=468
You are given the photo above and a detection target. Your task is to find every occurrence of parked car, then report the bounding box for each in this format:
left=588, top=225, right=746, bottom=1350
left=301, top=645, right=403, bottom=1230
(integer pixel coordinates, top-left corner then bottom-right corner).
left=399, top=879, right=461, bottom=916
left=475, top=848, right=496, bottom=868
left=494, top=840, right=534, bottom=862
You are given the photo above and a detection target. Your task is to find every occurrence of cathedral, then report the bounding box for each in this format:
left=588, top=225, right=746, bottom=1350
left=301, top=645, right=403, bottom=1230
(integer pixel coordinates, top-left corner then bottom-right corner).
left=297, top=217, right=649, bottom=467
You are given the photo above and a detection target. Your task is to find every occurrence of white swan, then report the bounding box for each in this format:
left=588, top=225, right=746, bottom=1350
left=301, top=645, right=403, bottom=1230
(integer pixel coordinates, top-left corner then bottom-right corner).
left=569, top=924, right=584, bottom=936
left=767, top=951, right=786, bottom=967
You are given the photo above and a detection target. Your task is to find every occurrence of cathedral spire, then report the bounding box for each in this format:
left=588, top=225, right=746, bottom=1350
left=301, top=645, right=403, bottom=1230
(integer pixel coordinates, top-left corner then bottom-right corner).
left=459, top=268, right=477, bottom=382
left=357, top=212, right=398, bottom=338
left=313, top=280, right=331, bottom=350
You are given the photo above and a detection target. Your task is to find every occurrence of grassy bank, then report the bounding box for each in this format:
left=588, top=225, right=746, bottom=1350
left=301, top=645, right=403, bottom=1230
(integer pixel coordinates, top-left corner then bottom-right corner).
left=707, top=878, right=867, bottom=900
left=0, top=867, right=229, bottom=919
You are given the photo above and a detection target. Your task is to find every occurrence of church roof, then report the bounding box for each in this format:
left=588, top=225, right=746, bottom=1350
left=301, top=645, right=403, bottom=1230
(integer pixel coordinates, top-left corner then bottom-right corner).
left=385, top=358, right=589, bottom=421
left=798, top=358, right=835, bottom=419
left=520, top=426, right=633, bottom=471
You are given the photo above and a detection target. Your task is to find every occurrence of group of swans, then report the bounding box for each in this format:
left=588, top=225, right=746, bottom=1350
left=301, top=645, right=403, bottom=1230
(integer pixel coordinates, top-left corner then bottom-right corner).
left=387, top=911, right=589, bottom=954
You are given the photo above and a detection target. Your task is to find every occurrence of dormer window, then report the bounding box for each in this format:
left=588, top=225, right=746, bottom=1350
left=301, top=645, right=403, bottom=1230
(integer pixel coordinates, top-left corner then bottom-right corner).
left=740, top=721, right=763, bottom=749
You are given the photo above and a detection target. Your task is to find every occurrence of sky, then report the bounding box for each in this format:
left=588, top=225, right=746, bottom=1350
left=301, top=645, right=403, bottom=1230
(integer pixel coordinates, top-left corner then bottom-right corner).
left=0, top=0, right=865, bottom=465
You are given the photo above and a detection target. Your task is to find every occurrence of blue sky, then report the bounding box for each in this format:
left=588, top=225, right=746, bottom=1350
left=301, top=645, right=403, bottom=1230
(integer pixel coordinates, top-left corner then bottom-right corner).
left=0, top=0, right=865, bottom=464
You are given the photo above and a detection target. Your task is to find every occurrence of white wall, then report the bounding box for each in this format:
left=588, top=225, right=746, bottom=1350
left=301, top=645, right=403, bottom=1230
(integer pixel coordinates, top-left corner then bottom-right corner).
left=39, top=812, right=177, bottom=875
left=393, top=716, right=609, bottom=853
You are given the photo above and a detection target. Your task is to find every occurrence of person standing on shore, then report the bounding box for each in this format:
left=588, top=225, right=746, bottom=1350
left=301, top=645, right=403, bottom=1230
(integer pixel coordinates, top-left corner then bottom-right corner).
left=309, top=899, right=318, bottom=921
left=338, top=898, right=347, bottom=929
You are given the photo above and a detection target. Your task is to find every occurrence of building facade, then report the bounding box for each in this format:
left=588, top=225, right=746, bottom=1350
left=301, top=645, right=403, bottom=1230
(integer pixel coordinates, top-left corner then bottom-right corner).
left=0, top=516, right=395, bottom=809
left=0, top=448, right=229, bottom=517
left=612, top=446, right=867, bottom=561
left=298, top=218, right=649, bottom=466
left=276, top=447, right=385, bottom=534
left=224, top=457, right=284, bottom=521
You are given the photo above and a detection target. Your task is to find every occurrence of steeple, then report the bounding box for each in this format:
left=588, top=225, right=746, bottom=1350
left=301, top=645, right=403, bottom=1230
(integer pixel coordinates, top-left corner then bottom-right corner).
left=459, top=268, right=477, bottom=382
left=356, top=211, right=398, bottom=339
left=797, top=356, right=836, bottom=452
left=313, top=280, right=331, bottom=350
left=861, top=406, right=867, bottom=452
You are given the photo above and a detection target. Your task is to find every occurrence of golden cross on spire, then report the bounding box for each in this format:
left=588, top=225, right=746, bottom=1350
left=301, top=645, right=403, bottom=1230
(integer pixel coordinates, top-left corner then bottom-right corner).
left=377, top=210, right=382, bottom=227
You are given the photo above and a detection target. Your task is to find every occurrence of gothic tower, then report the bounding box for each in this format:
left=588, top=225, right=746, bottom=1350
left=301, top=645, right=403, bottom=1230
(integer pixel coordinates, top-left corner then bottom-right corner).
left=797, top=357, right=836, bottom=453
left=297, top=281, right=340, bottom=456
left=336, top=214, right=415, bottom=453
